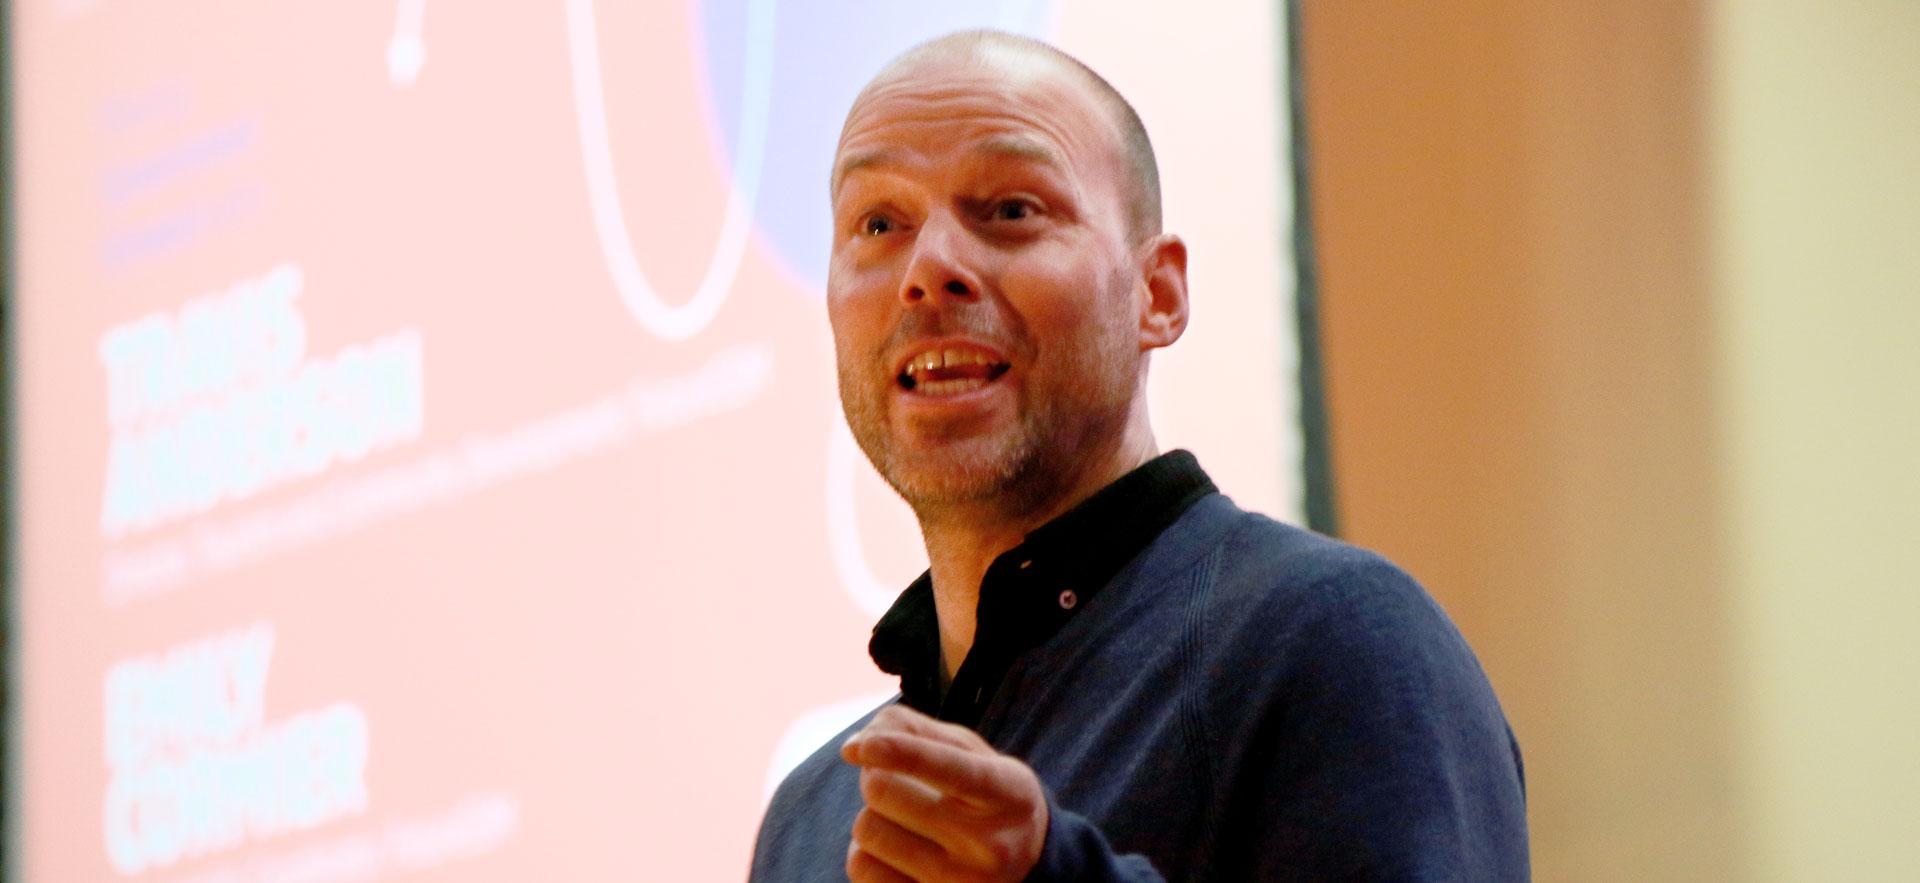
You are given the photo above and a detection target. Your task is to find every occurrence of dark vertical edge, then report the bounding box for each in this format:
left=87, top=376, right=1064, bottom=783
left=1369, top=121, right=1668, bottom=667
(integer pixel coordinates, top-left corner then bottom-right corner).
left=0, top=0, right=16, bottom=876
left=1284, top=0, right=1339, bottom=536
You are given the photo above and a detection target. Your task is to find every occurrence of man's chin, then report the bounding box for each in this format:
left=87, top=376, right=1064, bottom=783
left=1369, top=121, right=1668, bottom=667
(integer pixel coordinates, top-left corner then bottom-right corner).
left=875, top=437, right=1033, bottom=511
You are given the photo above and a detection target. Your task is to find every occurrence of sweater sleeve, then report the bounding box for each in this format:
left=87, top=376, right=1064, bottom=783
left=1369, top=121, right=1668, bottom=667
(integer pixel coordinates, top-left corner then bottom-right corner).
left=1209, top=552, right=1531, bottom=880
left=1026, top=786, right=1165, bottom=881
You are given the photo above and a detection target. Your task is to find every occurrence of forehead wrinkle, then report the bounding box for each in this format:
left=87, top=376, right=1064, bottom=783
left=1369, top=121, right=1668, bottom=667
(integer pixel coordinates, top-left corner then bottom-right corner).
left=845, top=81, right=1102, bottom=152
left=830, top=132, right=1067, bottom=203
left=831, top=148, right=902, bottom=199
left=835, top=32, right=1160, bottom=237
left=972, top=133, right=1065, bottom=171
left=833, top=92, right=1107, bottom=204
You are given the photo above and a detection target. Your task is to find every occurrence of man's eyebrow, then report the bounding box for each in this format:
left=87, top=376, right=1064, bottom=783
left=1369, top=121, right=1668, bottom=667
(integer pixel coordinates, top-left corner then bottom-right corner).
left=831, top=149, right=898, bottom=198
left=972, top=134, right=1066, bottom=170
left=831, top=136, right=1068, bottom=198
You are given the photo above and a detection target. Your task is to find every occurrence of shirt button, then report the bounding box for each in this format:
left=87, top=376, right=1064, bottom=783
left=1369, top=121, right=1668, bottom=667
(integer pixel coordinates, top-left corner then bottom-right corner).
left=1019, top=559, right=1033, bottom=570
left=1058, top=589, right=1078, bottom=610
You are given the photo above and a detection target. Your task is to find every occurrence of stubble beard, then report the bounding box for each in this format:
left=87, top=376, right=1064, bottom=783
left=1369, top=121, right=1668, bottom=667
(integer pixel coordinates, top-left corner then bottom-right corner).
left=836, top=319, right=1138, bottom=525
left=837, top=371, right=1050, bottom=519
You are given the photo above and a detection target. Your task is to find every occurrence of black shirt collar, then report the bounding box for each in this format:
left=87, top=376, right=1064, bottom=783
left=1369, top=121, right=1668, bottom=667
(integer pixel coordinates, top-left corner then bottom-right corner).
left=868, top=450, right=1217, bottom=723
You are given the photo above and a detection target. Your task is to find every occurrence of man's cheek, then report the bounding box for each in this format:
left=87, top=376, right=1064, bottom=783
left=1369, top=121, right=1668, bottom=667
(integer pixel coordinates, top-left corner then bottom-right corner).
left=826, top=309, right=878, bottom=371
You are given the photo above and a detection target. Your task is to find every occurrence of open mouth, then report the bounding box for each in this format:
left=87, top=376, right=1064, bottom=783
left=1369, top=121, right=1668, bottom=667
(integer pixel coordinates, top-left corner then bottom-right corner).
left=897, top=346, right=1013, bottom=397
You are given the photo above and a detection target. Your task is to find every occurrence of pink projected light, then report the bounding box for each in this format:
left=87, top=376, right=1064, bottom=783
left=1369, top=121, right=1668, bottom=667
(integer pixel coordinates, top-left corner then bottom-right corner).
left=6, top=0, right=1301, bottom=879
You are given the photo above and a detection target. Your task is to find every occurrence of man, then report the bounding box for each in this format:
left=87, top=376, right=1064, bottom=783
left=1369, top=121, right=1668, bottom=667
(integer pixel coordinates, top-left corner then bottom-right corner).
left=752, top=30, right=1529, bottom=881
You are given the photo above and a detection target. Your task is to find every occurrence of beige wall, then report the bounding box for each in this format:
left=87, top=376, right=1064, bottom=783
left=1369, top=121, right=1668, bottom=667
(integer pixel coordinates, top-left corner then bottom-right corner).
left=1710, top=2, right=1920, bottom=879
left=1300, top=1, right=1914, bottom=878
left=1305, top=1, right=1920, bottom=877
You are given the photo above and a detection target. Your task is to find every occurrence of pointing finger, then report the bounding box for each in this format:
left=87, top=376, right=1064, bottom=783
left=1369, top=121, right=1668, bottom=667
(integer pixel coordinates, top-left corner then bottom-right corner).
left=851, top=704, right=989, bottom=753
left=845, top=729, right=1022, bottom=807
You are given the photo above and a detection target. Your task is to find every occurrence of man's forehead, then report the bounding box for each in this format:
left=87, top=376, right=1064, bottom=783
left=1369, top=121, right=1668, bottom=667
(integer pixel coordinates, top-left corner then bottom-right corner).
left=832, top=55, right=1117, bottom=194
left=832, top=132, right=1068, bottom=196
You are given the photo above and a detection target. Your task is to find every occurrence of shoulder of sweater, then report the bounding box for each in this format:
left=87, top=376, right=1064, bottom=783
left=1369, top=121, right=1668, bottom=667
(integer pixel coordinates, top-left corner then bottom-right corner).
left=1199, top=498, right=1417, bottom=599
left=1186, top=498, right=1457, bottom=657
left=763, top=700, right=886, bottom=819
left=752, top=700, right=890, bottom=877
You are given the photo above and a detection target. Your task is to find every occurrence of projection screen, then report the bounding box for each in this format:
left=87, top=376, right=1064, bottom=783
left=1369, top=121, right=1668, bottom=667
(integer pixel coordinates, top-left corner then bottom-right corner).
left=4, top=1, right=1310, bottom=878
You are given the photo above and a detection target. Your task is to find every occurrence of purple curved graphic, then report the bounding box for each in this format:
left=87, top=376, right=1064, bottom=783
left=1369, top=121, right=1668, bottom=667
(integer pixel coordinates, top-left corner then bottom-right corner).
left=698, top=0, right=1055, bottom=291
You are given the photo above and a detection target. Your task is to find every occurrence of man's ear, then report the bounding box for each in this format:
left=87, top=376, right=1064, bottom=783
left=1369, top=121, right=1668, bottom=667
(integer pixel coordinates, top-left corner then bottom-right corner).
left=1137, top=234, right=1189, bottom=351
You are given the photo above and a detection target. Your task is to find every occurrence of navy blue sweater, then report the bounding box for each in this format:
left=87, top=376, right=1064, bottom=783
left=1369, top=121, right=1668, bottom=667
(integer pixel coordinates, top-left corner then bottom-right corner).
left=752, top=456, right=1529, bottom=880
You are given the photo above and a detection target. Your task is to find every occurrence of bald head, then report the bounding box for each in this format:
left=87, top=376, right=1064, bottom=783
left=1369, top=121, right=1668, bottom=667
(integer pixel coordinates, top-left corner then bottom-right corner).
left=842, top=30, right=1163, bottom=243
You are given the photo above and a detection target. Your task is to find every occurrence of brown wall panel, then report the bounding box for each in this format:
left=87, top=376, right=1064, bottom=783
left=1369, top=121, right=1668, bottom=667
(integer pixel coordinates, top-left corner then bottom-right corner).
left=1300, top=3, right=1742, bottom=878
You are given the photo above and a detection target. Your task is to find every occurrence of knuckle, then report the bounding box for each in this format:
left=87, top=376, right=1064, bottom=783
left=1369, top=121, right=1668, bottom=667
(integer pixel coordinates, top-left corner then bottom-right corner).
left=859, top=768, right=887, bottom=804
left=937, top=792, right=976, bottom=821
left=860, top=730, right=897, bottom=757
left=965, top=762, right=997, bottom=795
left=850, top=808, right=876, bottom=844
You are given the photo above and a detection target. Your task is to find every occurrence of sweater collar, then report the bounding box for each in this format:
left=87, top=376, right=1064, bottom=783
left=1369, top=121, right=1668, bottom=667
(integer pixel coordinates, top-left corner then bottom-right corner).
left=868, top=450, right=1217, bottom=717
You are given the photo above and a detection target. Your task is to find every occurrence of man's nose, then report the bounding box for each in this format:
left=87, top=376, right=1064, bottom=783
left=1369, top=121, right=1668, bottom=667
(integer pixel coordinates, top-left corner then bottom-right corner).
left=899, top=214, right=981, bottom=306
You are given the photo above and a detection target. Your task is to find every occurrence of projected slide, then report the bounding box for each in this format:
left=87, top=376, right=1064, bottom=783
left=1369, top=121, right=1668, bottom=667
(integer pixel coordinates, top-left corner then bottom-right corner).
left=6, top=1, right=1300, bottom=879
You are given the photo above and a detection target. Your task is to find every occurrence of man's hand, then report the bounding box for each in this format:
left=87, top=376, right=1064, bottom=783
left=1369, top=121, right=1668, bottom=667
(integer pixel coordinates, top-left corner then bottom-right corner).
left=840, top=705, right=1049, bottom=882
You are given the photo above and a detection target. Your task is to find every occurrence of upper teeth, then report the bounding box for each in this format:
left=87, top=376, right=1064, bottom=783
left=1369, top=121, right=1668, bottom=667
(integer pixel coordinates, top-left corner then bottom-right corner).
left=905, top=348, right=1000, bottom=377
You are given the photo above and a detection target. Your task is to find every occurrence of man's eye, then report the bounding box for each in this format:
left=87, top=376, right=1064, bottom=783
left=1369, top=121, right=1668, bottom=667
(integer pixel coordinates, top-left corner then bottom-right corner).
left=992, top=200, right=1036, bottom=221
left=861, top=215, right=893, bottom=236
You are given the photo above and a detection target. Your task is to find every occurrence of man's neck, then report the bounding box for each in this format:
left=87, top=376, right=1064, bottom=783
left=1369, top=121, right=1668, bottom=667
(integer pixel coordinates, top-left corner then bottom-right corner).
left=916, top=428, right=1159, bottom=683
